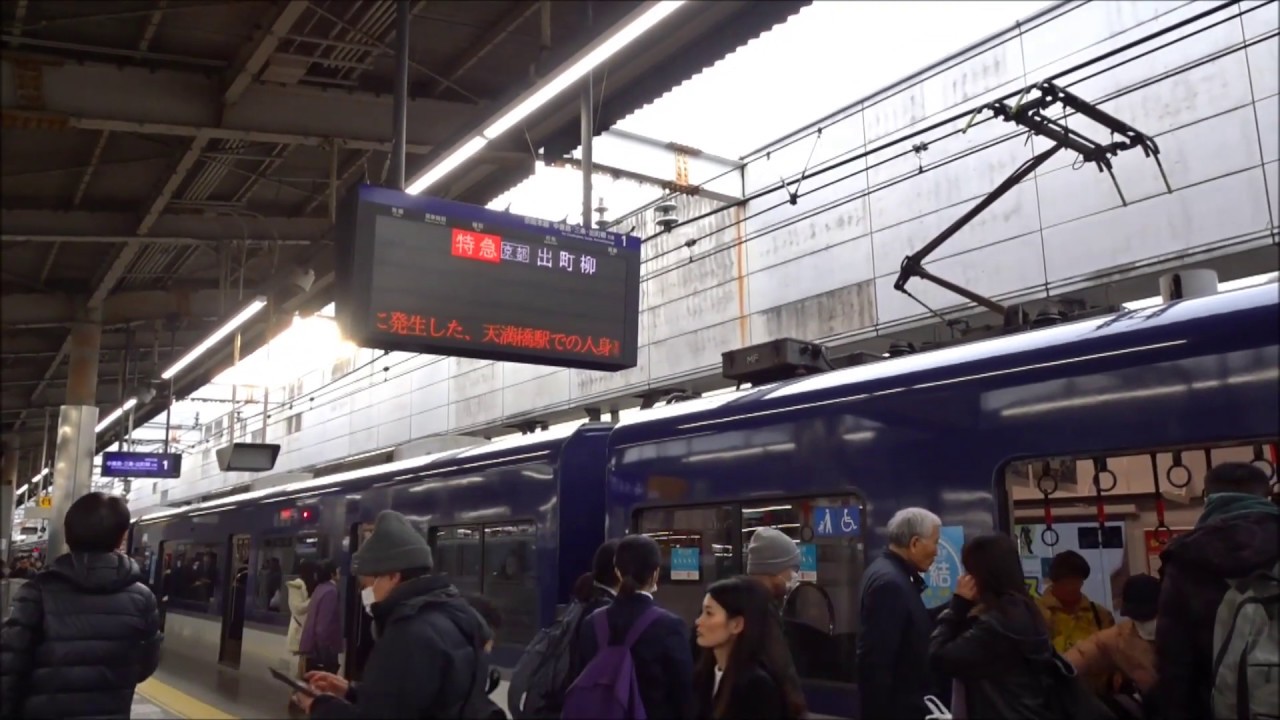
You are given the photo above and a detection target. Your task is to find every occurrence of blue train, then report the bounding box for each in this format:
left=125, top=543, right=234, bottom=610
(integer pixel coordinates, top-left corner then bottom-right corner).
left=130, top=284, right=1279, bottom=717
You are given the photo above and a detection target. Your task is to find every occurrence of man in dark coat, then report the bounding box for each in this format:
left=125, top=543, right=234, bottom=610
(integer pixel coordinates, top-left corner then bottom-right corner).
left=856, top=507, right=942, bottom=720
left=0, top=492, right=163, bottom=719
left=1154, top=462, right=1279, bottom=720
left=297, top=510, right=489, bottom=719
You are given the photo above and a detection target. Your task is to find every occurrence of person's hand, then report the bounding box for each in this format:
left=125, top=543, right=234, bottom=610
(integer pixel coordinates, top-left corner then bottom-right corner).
left=955, top=574, right=978, bottom=601
left=305, top=671, right=349, bottom=697
left=293, top=691, right=316, bottom=713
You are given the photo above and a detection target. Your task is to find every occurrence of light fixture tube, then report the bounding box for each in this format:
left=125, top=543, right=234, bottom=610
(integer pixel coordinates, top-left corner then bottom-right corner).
left=404, top=136, right=490, bottom=196
left=95, top=396, right=138, bottom=434
left=483, top=1, right=686, bottom=140
left=161, top=297, right=268, bottom=380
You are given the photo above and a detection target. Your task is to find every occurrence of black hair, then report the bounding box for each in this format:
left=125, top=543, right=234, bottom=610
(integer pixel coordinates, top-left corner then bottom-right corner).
left=464, top=593, right=503, bottom=632
left=593, top=539, right=621, bottom=588
left=614, top=534, right=661, bottom=597
left=314, top=560, right=336, bottom=584
left=1121, top=573, right=1160, bottom=622
left=1047, top=549, right=1092, bottom=582
left=397, top=566, right=432, bottom=582
left=697, top=577, right=807, bottom=719
left=64, top=492, right=131, bottom=553
left=961, top=533, right=1045, bottom=630
left=1205, top=462, right=1271, bottom=497
left=297, top=559, right=319, bottom=595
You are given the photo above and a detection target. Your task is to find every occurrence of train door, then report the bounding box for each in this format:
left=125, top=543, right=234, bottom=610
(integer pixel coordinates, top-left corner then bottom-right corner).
left=344, top=522, right=376, bottom=681
left=217, top=534, right=252, bottom=668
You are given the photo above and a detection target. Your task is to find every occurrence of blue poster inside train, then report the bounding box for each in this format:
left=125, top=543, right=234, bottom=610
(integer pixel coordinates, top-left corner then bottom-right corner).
left=922, top=526, right=965, bottom=608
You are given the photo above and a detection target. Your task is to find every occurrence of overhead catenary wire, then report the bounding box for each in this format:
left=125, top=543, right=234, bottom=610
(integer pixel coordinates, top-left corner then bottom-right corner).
left=641, top=0, right=1261, bottom=246
left=639, top=19, right=1279, bottom=285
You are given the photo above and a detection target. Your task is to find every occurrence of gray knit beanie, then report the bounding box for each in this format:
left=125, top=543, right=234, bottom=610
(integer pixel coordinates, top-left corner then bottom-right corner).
left=746, top=527, right=801, bottom=576
left=351, top=511, right=433, bottom=577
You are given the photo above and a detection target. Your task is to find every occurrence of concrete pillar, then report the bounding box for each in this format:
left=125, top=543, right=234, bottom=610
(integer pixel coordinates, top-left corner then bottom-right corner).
left=46, top=308, right=102, bottom=558
left=1, top=437, right=17, bottom=563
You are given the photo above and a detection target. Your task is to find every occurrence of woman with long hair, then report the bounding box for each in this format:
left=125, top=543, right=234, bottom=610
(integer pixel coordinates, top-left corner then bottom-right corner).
left=929, top=533, right=1110, bottom=720
left=692, top=576, right=805, bottom=719
left=299, top=560, right=342, bottom=674
left=570, top=534, right=693, bottom=720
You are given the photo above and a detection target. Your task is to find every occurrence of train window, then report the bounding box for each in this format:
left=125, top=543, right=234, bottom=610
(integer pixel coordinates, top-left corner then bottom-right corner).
left=431, top=526, right=483, bottom=596
left=483, top=522, right=538, bottom=645
left=256, top=536, right=295, bottom=613
left=1006, top=442, right=1277, bottom=616
left=164, top=540, right=222, bottom=612
left=636, top=504, right=741, bottom=628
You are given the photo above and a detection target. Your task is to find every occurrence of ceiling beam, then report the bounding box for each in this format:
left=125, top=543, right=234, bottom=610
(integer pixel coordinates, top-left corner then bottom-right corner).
left=222, top=1, right=310, bottom=106
left=1, top=233, right=317, bottom=246
left=2, top=288, right=277, bottom=327
left=0, top=57, right=477, bottom=153
left=428, top=1, right=541, bottom=98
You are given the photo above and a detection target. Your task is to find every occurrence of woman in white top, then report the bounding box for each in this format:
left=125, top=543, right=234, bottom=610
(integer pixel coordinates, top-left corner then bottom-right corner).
left=285, top=560, right=315, bottom=718
left=692, top=576, right=801, bottom=720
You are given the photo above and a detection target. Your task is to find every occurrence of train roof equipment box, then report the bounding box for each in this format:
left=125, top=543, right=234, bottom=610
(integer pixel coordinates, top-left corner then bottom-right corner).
left=722, top=338, right=830, bottom=386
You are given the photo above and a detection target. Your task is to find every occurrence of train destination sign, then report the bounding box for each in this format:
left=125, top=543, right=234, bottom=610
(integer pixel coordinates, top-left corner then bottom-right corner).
left=337, top=184, right=641, bottom=371
left=101, top=451, right=182, bottom=479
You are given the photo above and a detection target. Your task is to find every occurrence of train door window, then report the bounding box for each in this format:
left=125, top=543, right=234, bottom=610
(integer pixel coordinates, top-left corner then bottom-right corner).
left=635, top=504, right=741, bottom=629
left=167, top=541, right=221, bottom=612
left=746, top=496, right=865, bottom=686
left=431, top=526, right=482, bottom=596
left=256, top=536, right=295, bottom=614
left=483, top=522, right=538, bottom=644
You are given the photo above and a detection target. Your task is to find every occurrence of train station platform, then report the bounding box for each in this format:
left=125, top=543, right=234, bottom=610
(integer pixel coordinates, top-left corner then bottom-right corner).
left=134, top=677, right=242, bottom=720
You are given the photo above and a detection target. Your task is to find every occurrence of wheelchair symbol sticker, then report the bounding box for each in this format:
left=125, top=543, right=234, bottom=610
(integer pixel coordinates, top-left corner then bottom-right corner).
left=813, top=506, right=860, bottom=538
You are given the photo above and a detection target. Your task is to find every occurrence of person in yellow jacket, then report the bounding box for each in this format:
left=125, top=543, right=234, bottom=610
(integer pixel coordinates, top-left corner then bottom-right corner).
left=1036, top=550, right=1115, bottom=692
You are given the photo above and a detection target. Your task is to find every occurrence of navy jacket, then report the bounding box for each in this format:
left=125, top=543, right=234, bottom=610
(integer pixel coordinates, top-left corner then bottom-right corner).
left=856, top=550, right=935, bottom=720
left=1154, top=511, right=1279, bottom=720
left=0, top=552, right=162, bottom=719
left=573, top=592, right=694, bottom=720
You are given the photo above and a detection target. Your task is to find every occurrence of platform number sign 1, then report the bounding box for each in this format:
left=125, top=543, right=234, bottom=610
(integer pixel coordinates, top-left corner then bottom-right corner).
left=813, top=506, right=860, bottom=538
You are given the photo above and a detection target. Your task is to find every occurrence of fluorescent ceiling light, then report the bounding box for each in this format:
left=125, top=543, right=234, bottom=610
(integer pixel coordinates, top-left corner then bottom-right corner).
left=404, top=1, right=686, bottom=197
left=161, top=297, right=267, bottom=380
left=95, top=397, right=139, bottom=435
left=484, top=1, right=687, bottom=140
left=1122, top=271, right=1279, bottom=311
left=404, top=136, right=488, bottom=196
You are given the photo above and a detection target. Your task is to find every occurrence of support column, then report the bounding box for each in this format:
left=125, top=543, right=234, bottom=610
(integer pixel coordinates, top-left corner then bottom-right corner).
left=580, top=3, right=594, bottom=227
left=1, top=436, right=17, bottom=563
left=47, top=307, right=102, bottom=558
left=391, top=0, right=410, bottom=191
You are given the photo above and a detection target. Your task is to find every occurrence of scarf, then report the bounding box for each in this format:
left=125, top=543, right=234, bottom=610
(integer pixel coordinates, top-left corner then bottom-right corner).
left=1198, top=492, right=1280, bottom=527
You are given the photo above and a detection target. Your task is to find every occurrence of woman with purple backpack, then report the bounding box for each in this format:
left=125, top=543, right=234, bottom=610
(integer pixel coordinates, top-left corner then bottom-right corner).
left=564, top=534, right=693, bottom=720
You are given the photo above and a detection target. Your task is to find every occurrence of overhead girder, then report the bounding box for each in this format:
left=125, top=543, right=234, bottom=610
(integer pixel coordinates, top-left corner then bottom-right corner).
left=1, top=288, right=281, bottom=328
left=0, top=56, right=481, bottom=153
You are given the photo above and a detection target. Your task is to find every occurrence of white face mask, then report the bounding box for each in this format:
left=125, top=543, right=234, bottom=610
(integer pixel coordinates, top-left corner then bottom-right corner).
left=785, top=573, right=801, bottom=594
left=361, top=586, right=375, bottom=614
left=1134, top=618, right=1157, bottom=641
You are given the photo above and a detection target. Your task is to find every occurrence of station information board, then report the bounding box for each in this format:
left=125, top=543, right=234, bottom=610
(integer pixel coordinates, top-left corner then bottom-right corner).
left=101, top=451, right=182, bottom=479
left=336, top=184, right=641, bottom=371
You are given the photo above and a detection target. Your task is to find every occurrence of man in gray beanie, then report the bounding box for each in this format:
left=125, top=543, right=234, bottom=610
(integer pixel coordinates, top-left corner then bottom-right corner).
left=295, top=510, right=489, bottom=719
left=746, top=527, right=807, bottom=717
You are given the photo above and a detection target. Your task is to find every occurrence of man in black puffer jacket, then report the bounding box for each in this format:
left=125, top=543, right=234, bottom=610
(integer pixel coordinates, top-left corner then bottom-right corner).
left=1, top=492, right=163, bottom=719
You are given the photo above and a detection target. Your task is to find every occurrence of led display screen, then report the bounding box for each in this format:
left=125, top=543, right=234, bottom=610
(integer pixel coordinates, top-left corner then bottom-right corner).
left=101, top=451, right=182, bottom=479
left=336, top=184, right=641, bottom=371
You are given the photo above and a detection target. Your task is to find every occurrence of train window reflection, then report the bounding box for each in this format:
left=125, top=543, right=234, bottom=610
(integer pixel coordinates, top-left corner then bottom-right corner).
left=636, top=505, right=741, bottom=633
left=256, top=536, right=294, bottom=613
left=163, top=540, right=221, bottom=613
left=484, top=522, right=538, bottom=645
left=432, top=525, right=483, bottom=596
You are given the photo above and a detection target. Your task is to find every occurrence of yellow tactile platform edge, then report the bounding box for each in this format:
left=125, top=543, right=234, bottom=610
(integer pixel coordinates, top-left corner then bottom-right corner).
left=137, top=678, right=238, bottom=720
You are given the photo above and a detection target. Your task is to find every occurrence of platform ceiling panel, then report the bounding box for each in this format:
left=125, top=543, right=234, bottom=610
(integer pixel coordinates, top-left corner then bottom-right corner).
left=0, top=0, right=813, bottom=458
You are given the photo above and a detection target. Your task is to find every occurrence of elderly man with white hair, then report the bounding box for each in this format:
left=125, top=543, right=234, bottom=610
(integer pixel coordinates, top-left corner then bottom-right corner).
left=856, top=506, right=943, bottom=720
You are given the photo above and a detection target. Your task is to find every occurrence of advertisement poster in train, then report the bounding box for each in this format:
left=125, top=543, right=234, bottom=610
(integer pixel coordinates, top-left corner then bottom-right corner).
left=670, top=547, right=701, bottom=581
left=798, top=543, right=818, bottom=582
left=1143, top=527, right=1191, bottom=575
left=921, top=526, right=965, bottom=609
left=1014, top=521, right=1126, bottom=615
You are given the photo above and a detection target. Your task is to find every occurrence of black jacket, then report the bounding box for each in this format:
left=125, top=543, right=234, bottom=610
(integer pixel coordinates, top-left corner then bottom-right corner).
left=1153, top=511, right=1279, bottom=720
left=856, top=550, right=935, bottom=720
left=573, top=592, right=693, bottom=720
left=692, top=662, right=788, bottom=720
left=929, top=594, right=1065, bottom=719
left=0, top=552, right=163, bottom=720
left=311, top=575, right=488, bottom=720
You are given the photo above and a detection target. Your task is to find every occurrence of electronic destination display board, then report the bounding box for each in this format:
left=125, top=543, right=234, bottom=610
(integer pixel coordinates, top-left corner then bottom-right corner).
left=101, top=451, right=182, bottom=479
left=336, top=184, right=641, bottom=371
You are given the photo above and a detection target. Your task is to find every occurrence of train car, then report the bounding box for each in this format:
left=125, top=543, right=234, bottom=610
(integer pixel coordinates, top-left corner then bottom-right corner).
left=129, top=422, right=612, bottom=710
left=603, top=284, right=1280, bottom=717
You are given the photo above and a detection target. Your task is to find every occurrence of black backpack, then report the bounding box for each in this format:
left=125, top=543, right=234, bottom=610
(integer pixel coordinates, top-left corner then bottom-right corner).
left=507, top=598, right=600, bottom=718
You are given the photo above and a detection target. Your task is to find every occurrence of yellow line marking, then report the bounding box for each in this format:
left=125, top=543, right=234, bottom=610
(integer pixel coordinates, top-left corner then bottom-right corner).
left=137, top=678, right=238, bottom=720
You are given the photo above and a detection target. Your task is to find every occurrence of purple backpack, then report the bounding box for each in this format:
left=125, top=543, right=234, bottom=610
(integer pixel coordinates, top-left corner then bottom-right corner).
left=561, top=606, right=662, bottom=720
